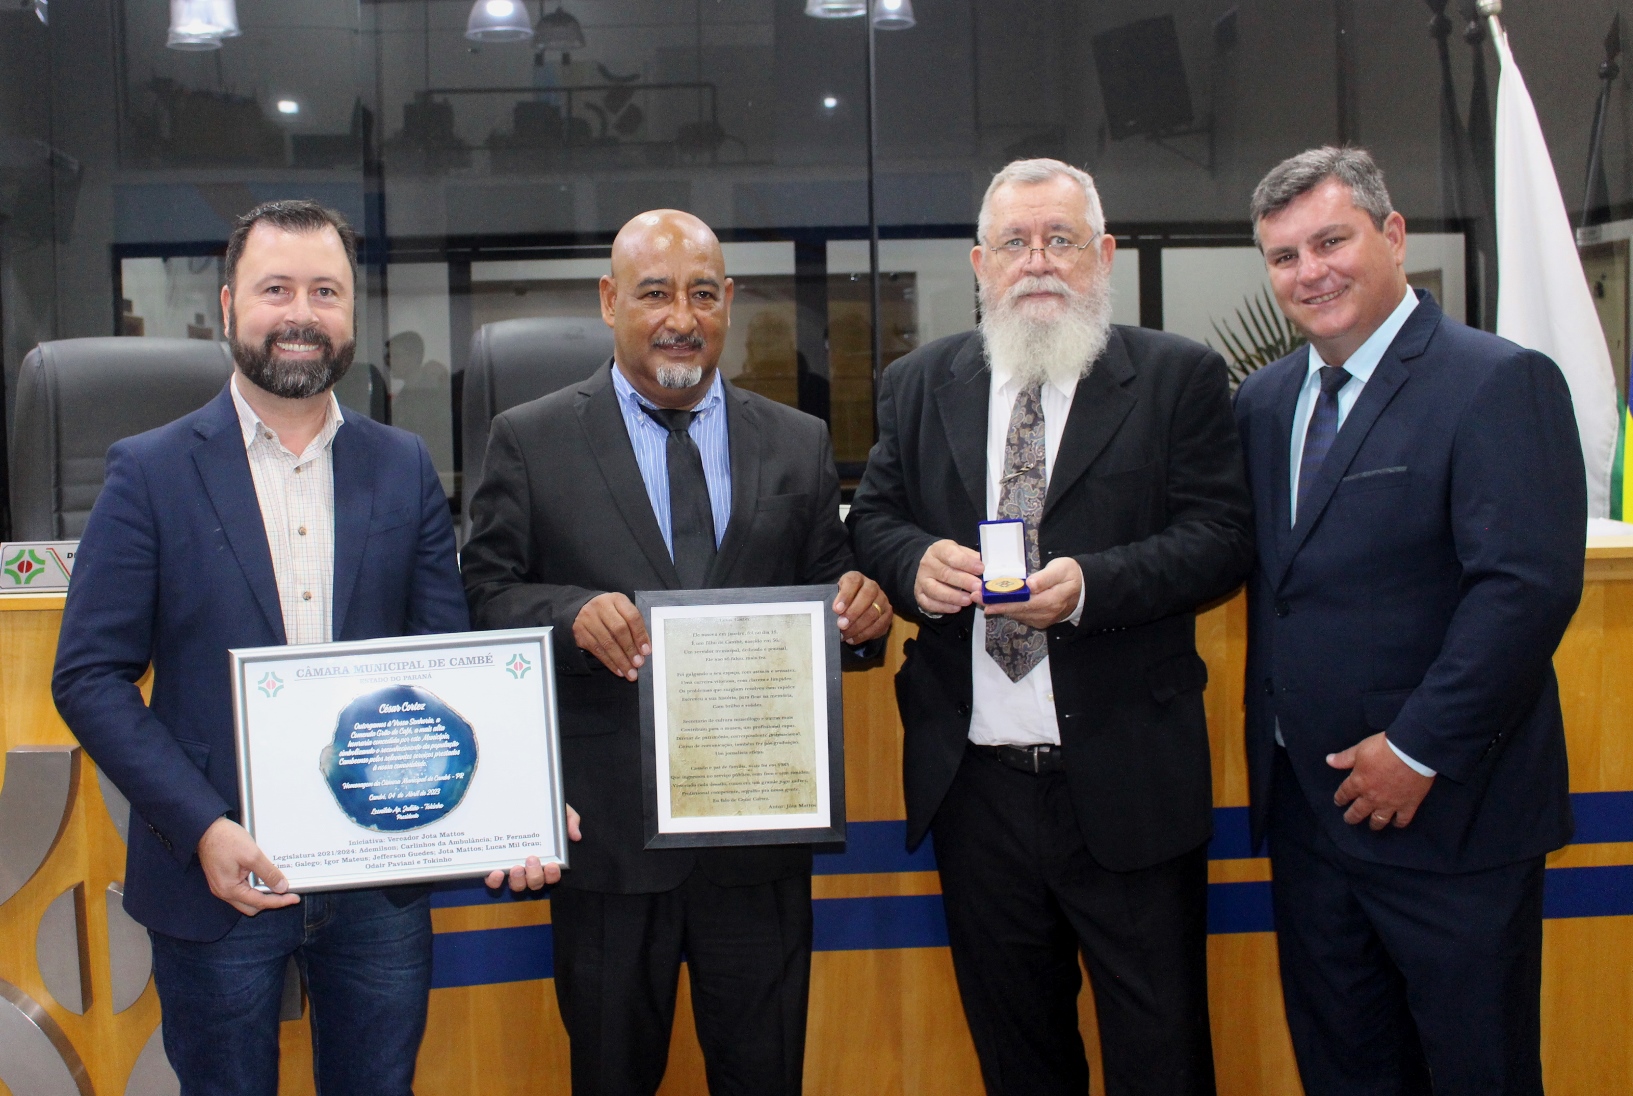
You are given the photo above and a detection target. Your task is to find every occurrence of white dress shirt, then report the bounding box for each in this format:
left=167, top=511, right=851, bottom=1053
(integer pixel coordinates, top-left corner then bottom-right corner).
left=230, top=376, right=343, bottom=645
left=1279, top=288, right=1435, bottom=777
left=967, top=367, right=1087, bottom=748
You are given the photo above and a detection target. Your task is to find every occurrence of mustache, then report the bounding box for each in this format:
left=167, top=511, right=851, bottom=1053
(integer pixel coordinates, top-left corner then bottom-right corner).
left=1002, top=274, right=1074, bottom=305
left=652, top=332, right=705, bottom=351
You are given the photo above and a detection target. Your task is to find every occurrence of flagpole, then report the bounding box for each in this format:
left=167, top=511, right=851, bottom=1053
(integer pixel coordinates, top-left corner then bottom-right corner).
left=1478, top=0, right=1503, bottom=43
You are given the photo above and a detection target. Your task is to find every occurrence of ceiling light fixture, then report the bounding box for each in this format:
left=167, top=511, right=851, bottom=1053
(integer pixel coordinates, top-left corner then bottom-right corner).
left=804, top=0, right=867, bottom=18
left=276, top=100, right=299, bottom=114
left=873, top=0, right=915, bottom=30
left=465, top=0, right=534, bottom=42
left=166, top=0, right=240, bottom=50
left=534, top=3, right=586, bottom=49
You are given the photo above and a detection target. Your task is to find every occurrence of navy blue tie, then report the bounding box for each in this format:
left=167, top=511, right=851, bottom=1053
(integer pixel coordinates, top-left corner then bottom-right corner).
left=1296, top=366, right=1352, bottom=522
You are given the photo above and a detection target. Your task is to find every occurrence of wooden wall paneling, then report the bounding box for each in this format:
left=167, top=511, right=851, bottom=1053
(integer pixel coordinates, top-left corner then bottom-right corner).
left=3, top=539, right=1629, bottom=1096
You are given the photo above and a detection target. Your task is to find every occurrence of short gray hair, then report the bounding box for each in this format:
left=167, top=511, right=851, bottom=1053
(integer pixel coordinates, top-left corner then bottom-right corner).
left=977, top=158, right=1106, bottom=243
left=1250, top=147, right=1394, bottom=248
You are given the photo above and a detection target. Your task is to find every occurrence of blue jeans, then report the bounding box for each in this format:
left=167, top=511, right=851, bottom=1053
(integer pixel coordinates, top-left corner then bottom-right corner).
left=149, top=887, right=432, bottom=1096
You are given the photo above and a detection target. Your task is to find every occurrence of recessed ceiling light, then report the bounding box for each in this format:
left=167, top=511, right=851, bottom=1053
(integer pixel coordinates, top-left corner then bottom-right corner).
left=276, top=100, right=299, bottom=115
left=822, top=96, right=839, bottom=110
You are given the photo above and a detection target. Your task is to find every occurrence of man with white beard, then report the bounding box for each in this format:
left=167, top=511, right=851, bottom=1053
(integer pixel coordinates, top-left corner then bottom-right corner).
left=848, top=159, right=1254, bottom=1096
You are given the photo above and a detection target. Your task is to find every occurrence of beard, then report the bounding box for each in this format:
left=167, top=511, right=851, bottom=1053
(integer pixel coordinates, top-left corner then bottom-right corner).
left=977, top=268, right=1114, bottom=390
left=230, top=318, right=355, bottom=400
left=656, top=363, right=704, bottom=389
left=651, top=330, right=707, bottom=389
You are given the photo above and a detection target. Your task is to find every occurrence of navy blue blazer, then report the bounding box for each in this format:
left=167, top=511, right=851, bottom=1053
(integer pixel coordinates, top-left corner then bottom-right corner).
left=53, top=385, right=469, bottom=942
left=1234, top=292, right=1585, bottom=873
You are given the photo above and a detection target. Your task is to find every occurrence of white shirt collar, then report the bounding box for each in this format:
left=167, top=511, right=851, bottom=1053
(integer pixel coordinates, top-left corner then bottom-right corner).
left=230, top=373, right=345, bottom=454
left=989, top=361, right=1081, bottom=404
left=1306, top=286, right=1420, bottom=384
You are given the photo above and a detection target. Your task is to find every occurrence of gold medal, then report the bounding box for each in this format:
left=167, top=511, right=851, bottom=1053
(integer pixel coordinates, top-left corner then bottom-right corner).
left=986, top=577, right=1026, bottom=593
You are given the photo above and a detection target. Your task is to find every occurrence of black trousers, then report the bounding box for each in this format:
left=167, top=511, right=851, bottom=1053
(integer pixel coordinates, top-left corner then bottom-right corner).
left=550, top=868, right=812, bottom=1096
left=932, top=744, right=1217, bottom=1096
left=1268, top=748, right=1546, bottom=1096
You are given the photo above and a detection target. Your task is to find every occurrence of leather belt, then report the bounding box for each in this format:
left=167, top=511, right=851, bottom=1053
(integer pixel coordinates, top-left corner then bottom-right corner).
left=969, top=742, right=1066, bottom=775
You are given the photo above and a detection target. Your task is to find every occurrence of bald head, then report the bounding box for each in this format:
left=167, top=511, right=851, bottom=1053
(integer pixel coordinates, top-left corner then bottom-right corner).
left=601, top=209, right=734, bottom=410
left=610, top=209, right=724, bottom=280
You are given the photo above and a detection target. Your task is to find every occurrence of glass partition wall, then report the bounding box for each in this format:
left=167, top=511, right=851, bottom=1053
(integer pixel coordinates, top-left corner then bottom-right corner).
left=5, top=0, right=1633, bottom=533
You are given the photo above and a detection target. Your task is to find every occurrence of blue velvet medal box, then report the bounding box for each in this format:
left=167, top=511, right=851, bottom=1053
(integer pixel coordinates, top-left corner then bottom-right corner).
left=978, top=519, right=1031, bottom=603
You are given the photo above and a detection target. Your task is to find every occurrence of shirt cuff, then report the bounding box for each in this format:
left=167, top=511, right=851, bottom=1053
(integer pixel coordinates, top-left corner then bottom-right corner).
left=1067, top=577, right=1086, bottom=627
left=1386, top=736, right=1437, bottom=778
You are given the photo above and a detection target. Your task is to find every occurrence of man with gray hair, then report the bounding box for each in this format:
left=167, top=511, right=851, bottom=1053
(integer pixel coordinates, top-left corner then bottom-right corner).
left=1237, top=147, right=1584, bottom=1095
left=849, top=158, right=1254, bottom=1095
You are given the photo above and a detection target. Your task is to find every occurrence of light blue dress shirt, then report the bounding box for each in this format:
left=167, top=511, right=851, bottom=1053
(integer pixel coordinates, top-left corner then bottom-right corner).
left=1288, top=287, right=1419, bottom=525
left=611, top=364, right=734, bottom=557
left=1280, top=286, right=1434, bottom=777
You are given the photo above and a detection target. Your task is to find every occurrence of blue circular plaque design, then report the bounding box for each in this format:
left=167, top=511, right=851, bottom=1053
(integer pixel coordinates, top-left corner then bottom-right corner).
left=318, top=685, right=478, bottom=832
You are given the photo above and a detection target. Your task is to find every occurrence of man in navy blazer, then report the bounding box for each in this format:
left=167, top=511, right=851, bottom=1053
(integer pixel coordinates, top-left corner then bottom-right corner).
left=53, top=201, right=471, bottom=1095
left=1235, top=148, right=1585, bottom=1096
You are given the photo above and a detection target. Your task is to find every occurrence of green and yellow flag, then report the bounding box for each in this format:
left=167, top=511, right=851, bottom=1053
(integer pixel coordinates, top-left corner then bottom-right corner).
left=1613, top=396, right=1631, bottom=521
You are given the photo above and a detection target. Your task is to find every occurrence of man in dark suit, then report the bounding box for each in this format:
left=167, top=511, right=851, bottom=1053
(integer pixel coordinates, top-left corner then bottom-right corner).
left=461, top=209, right=893, bottom=1095
left=52, top=201, right=472, bottom=1093
left=847, top=158, right=1254, bottom=1096
left=1235, top=147, right=1586, bottom=1096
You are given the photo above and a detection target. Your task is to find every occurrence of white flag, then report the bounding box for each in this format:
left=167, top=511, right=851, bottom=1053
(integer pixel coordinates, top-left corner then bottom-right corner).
left=1493, top=28, right=1620, bottom=517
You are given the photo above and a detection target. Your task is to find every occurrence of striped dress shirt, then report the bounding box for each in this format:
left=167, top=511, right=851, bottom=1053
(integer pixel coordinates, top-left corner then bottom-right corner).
left=610, top=364, right=733, bottom=556
left=230, top=376, right=343, bottom=645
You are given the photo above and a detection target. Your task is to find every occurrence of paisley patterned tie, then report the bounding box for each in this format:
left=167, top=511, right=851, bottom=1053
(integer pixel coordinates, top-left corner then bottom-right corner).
left=985, top=382, right=1048, bottom=683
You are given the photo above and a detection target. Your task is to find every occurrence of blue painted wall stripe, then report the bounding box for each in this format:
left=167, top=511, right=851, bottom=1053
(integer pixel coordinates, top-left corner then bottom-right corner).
left=431, top=922, right=553, bottom=988
left=428, top=868, right=1633, bottom=988
left=812, top=895, right=949, bottom=951
left=1207, top=881, right=1275, bottom=934
left=428, top=794, right=1633, bottom=914
left=813, top=821, right=938, bottom=875
left=1207, top=807, right=1254, bottom=860
left=1567, top=792, right=1633, bottom=845
left=1543, top=865, right=1633, bottom=919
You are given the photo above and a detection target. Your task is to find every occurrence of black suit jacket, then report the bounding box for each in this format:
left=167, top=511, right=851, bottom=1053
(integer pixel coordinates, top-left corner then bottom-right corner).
left=462, top=362, right=862, bottom=893
left=848, top=327, right=1254, bottom=870
left=1234, top=293, right=1585, bottom=872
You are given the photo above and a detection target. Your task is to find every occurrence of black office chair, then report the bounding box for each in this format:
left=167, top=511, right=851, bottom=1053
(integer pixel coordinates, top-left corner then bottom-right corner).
left=461, top=316, right=613, bottom=537
left=9, top=337, right=234, bottom=540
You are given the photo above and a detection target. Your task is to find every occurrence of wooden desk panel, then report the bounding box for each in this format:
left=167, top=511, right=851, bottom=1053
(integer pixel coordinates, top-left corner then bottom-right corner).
left=1, top=539, right=1627, bottom=1095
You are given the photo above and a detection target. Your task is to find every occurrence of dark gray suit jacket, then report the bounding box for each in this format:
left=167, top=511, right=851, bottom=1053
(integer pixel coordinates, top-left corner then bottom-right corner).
left=848, top=326, right=1254, bottom=869
left=462, top=362, right=860, bottom=894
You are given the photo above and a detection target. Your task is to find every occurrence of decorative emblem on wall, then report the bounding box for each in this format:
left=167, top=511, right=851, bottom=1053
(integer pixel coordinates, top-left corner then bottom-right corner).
left=0, top=746, right=78, bottom=908
left=0, top=978, right=92, bottom=1096
left=104, top=883, right=153, bottom=1015
left=35, top=884, right=87, bottom=1014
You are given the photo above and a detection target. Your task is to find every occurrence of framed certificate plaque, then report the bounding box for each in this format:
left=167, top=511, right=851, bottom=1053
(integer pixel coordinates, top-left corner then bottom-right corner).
left=636, top=585, right=846, bottom=850
left=230, top=628, right=567, bottom=892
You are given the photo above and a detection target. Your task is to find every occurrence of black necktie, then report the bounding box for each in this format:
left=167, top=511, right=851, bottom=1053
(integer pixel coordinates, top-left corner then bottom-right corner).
left=1296, top=365, right=1353, bottom=522
left=642, top=405, right=717, bottom=587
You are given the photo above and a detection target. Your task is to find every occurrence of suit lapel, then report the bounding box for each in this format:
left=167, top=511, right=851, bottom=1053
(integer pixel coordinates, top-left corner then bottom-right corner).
left=189, top=388, right=286, bottom=643
left=932, top=336, right=992, bottom=518
left=708, top=381, right=759, bottom=585
left=576, top=363, right=681, bottom=586
left=1044, top=330, right=1137, bottom=517
left=1274, top=295, right=1440, bottom=586
left=329, top=418, right=374, bottom=638
left=1264, top=353, right=1308, bottom=561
